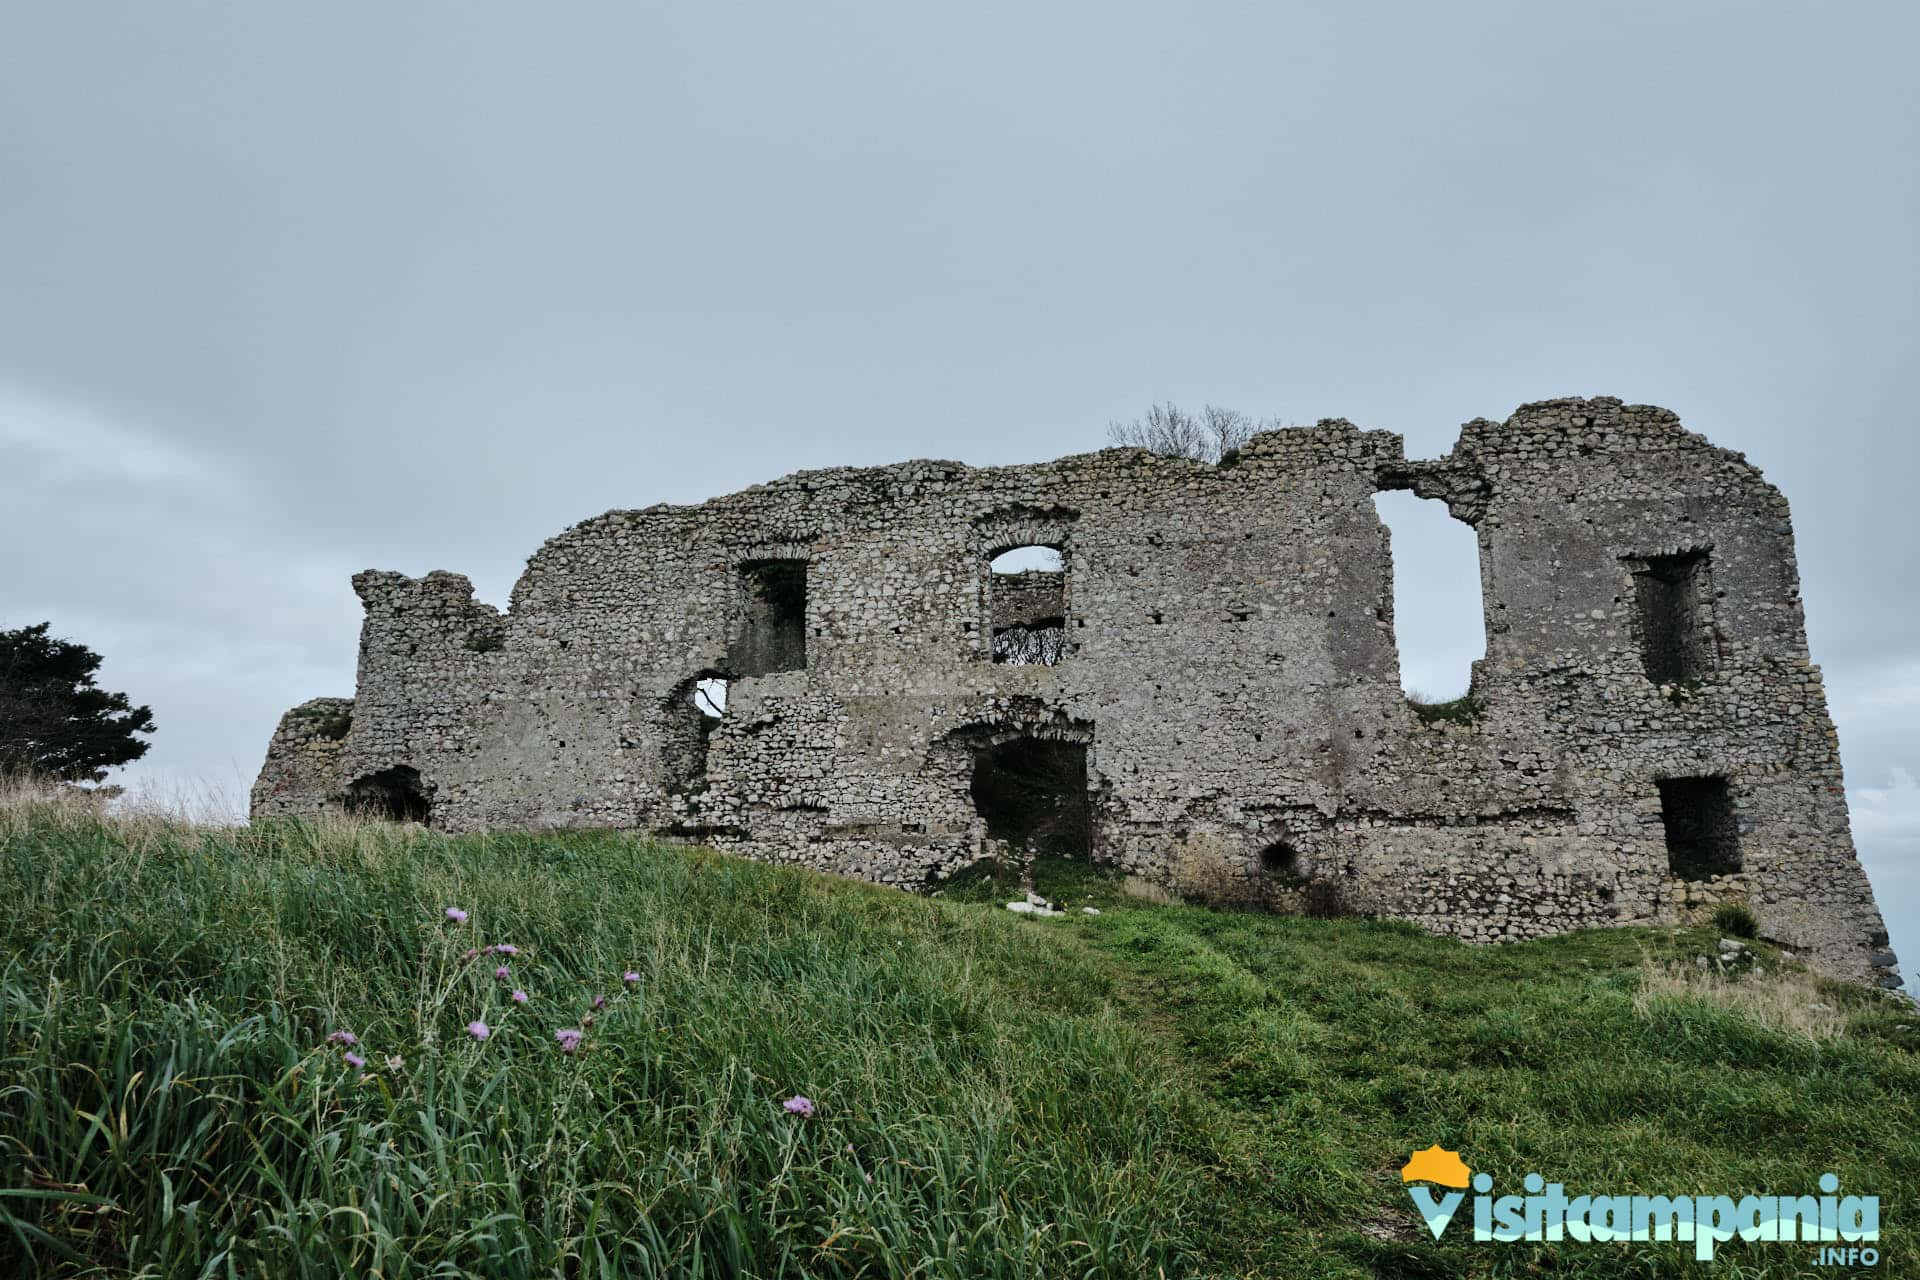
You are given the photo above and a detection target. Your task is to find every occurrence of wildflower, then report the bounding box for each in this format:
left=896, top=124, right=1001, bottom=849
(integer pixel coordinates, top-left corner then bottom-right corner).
left=467, top=1020, right=490, bottom=1040
left=445, top=907, right=469, bottom=924
left=461, top=948, right=480, bottom=962
left=343, top=1051, right=366, bottom=1069
left=555, top=1028, right=584, bottom=1054
left=782, top=1095, right=815, bottom=1118
left=326, top=1030, right=358, bottom=1046
left=492, top=944, right=519, bottom=956
left=591, top=994, right=608, bottom=1010
left=495, top=965, right=511, bottom=980
left=622, top=970, right=641, bottom=984
left=511, top=989, right=529, bottom=1004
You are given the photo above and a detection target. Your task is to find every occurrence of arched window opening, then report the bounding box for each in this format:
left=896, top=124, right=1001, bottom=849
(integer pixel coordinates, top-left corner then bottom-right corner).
left=992, top=545, right=1063, bottom=574
left=345, top=766, right=431, bottom=825
left=1372, top=491, right=1484, bottom=714
left=989, top=545, right=1067, bottom=666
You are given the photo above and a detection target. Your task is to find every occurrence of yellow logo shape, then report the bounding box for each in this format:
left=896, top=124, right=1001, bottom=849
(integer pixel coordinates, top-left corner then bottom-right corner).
left=1401, top=1145, right=1472, bottom=1188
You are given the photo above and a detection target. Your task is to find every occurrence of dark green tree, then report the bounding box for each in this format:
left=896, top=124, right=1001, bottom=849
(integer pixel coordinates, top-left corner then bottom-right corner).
left=0, top=622, right=156, bottom=783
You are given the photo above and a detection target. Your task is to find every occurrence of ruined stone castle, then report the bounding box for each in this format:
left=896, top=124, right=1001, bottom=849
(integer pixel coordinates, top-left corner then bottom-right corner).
left=252, top=397, right=1900, bottom=986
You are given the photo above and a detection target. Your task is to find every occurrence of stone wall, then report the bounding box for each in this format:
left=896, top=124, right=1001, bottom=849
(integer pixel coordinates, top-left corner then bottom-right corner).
left=252, top=397, right=1900, bottom=986
left=250, top=697, right=353, bottom=818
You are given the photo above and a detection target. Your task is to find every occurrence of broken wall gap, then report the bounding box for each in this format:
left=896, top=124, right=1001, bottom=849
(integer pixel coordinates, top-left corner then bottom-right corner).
left=1371, top=489, right=1485, bottom=704
left=661, top=671, right=730, bottom=794
left=1258, top=840, right=1304, bottom=878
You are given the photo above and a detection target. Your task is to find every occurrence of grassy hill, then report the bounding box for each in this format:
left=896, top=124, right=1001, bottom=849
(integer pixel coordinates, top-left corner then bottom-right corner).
left=1, top=792, right=1915, bottom=1278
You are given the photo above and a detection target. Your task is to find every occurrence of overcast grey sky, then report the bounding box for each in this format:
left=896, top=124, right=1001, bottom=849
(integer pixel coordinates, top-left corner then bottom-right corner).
left=3, top=3, right=1915, bottom=962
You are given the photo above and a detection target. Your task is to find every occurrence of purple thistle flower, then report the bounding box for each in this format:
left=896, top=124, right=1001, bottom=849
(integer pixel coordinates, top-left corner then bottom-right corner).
left=622, top=970, right=641, bottom=984
left=326, top=1030, right=358, bottom=1046
left=555, top=1028, right=584, bottom=1054
left=782, top=1095, right=815, bottom=1118
left=445, top=907, right=469, bottom=924
left=492, top=944, right=519, bottom=956
left=495, top=964, right=511, bottom=980
left=591, top=994, right=608, bottom=1010
left=511, top=989, right=529, bottom=1004
left=461, top=948, right=479, bottom=962
left=466, top=1020, right=490, bottom=1040
left=343, top=1051, right=366, bottom=1069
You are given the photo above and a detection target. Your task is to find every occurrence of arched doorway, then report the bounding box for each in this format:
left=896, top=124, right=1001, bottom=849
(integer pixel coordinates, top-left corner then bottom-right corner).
left=344, top=765, right=431, bottom=824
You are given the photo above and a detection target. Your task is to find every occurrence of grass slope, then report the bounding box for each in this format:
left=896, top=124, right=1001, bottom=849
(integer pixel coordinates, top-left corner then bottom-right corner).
left=1, top=797, right=1915, bottom=1278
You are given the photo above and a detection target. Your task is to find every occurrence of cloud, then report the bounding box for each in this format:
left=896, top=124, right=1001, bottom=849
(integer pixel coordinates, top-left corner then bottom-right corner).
left=1825, top=656, right=1920, bottom=962
left=0, top=381, right=364, bottom=820
left=0, top=385, right=228, bottom=488
left=1853, top=768, right=1920, bottom=855
left=1830, top=659, right=1920, bottom=721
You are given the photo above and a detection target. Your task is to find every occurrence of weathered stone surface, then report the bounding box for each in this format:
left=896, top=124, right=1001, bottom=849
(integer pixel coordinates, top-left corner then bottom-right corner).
left=250, top=697, right=352, bottom=817
left=252, top=397, right=1898, bottom=985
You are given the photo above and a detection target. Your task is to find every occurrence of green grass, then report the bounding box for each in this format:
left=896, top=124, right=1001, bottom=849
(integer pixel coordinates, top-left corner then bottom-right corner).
left=1712, top=901, right=1761, bottom=940
left=1407, top=693, right=1484, bottom=727
left=2, top=799, right=1916, bottom=1278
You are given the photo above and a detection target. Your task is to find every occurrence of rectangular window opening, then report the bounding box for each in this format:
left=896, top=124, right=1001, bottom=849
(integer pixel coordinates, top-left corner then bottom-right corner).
left=735, top=559, right=807, bottom=675
left=1633, top=550, right=1713, bottom=682
left=1658, top=775, right=1741, bottom=879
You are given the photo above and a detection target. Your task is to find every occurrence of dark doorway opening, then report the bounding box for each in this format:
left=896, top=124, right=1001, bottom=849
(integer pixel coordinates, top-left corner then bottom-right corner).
left=970, top=737, right=1090, bottom=857
left=345, top=766, right=431, bottom=824
left=736, top=559, right=808, bottom=675
left=1657, top=775, right=1741, bottom=879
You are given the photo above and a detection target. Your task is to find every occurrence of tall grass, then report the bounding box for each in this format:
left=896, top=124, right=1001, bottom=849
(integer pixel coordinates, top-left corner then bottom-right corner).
left=6, top=789, right=1919, bottom=1278
left=0, top=792, right=1211, bottom=1277
left=953, top=857, right=1920, bottom=1277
